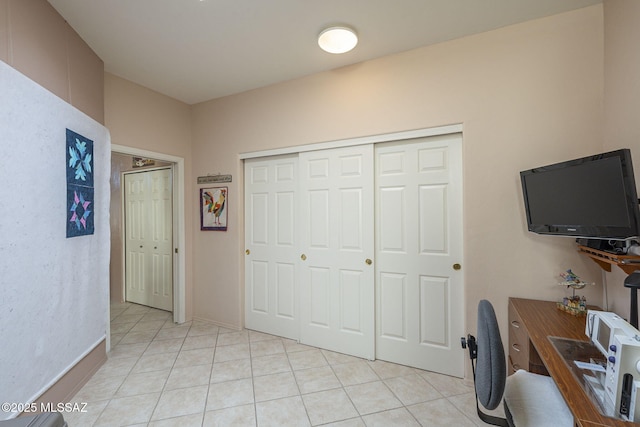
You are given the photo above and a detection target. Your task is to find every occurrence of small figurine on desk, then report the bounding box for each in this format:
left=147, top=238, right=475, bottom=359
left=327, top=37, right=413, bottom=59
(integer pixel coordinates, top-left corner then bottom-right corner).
left=556, top=269, right=593, bottom=316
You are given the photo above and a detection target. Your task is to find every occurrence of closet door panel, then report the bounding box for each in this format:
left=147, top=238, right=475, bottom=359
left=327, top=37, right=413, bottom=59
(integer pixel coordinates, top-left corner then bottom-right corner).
left=244, top=155, right=299, bottom=340
left=299, top=144, right=375, bottom=360
left=375, top=134, right=464, bottom=377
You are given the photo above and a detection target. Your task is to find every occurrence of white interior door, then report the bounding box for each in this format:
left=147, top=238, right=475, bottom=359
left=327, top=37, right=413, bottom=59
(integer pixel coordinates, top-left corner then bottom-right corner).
left=244, top=155, right=299, bottom=340
left=375, top=134, right=464, bottom=377
left=299, top=145, right=375, bottom=360
left=125, top=168, right=173, bottom=311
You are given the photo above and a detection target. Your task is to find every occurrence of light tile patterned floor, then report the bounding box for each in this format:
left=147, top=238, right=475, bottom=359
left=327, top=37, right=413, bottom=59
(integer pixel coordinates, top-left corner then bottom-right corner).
left=65, top=302, right=489, bottom=426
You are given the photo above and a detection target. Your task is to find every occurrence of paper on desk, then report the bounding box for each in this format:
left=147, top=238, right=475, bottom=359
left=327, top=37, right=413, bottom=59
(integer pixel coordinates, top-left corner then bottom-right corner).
left=574, top=360, right=606, bottom=372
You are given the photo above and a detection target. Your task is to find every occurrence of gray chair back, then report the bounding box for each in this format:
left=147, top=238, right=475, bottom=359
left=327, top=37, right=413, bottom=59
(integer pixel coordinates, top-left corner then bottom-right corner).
left=476, top=299, right=507, bottom=410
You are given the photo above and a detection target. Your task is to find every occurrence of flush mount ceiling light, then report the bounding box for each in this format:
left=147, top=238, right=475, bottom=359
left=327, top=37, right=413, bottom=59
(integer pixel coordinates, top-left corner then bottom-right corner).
left=318, top=26, right=358, bottom=54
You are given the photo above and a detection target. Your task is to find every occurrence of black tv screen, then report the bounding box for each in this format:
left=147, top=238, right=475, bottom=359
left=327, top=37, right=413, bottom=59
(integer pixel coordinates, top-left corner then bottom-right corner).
left=520, top=149, right=640, bottom=240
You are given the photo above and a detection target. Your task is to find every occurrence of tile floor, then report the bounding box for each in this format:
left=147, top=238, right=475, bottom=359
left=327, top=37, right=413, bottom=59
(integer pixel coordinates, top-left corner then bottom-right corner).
left=65, top=302, right=494, bottom=426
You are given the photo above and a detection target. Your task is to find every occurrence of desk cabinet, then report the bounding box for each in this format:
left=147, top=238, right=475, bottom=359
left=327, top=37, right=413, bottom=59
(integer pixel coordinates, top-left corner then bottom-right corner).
left=507, top=300, right=528, bottom=373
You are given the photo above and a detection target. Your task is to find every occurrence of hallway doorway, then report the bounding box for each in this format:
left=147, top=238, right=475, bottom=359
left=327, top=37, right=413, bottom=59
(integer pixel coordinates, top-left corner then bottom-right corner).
left=108, top=145, right=186, bottom=350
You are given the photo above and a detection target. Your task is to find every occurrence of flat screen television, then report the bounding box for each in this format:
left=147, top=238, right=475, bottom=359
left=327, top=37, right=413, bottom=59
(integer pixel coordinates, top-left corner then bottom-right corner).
left=520, top=149, right=640, bottom=241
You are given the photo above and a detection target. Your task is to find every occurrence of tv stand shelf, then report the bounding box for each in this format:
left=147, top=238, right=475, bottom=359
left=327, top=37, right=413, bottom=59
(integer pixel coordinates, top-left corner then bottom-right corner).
left=577, top=245, right=640, bottom=274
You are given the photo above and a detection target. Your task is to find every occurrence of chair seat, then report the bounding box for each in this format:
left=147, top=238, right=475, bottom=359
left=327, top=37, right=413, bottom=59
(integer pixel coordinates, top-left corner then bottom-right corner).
left=504, top=369, right=573, bottom=427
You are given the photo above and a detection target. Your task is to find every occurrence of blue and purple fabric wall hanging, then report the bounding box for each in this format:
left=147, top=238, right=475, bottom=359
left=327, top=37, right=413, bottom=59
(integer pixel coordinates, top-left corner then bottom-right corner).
left=66, top=128, right=94, bottom=238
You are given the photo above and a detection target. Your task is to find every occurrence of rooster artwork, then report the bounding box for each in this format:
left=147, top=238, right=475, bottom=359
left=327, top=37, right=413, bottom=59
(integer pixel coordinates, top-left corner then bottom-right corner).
left=201, top=187, right=228, bottom=230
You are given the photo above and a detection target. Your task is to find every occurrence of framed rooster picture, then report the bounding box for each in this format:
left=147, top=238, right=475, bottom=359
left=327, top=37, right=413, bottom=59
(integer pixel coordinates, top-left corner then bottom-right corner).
left=200, top=186, right=228, bottom=231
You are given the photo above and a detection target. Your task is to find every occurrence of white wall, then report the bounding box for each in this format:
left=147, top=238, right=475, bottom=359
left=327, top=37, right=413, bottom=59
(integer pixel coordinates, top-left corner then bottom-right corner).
left=0, top=60, right=110, bottom=419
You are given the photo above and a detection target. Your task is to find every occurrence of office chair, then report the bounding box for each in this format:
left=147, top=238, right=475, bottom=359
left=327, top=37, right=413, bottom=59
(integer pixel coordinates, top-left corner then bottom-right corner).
left=462, top=299, right=573, bottom=427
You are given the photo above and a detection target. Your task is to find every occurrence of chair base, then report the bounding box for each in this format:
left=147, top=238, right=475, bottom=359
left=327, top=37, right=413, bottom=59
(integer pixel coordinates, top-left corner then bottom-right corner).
left=476, top=404, right=509, bottom=427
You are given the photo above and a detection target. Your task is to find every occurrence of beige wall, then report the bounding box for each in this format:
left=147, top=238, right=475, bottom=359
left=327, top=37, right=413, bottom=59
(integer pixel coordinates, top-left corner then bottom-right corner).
left=189, top=5, right=605, bottom=336
left=105, top=73, right=194, bottom=319
left=603, top=0, right=640, bottom=318
left=0, top=0, right=104, bottom=123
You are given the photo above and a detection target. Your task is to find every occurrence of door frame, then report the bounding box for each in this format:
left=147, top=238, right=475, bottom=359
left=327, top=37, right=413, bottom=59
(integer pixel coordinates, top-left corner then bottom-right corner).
left=239, top=124, right=463, bottom=160
left=112, top=145, right=186, bottom=330
left=239, top=124, right=464, bottom=364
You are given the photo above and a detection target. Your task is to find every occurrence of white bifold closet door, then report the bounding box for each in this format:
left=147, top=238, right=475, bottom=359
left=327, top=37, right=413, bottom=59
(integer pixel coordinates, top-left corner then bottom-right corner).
left=244, top=155, right=299, bottom=340
left=298, top=145, right=375, bottom=360
left=124, top=168, right=173, bottom=312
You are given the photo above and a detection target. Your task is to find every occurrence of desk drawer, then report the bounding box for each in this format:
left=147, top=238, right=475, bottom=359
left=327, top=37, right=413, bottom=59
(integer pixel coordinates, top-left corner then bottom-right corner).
left=508, top=301, right=528, bottom=343
left=508, top=300, right=529, bottom=373
left=508, top=339, right=529, bottom=372
left=508, top=355, right=521, bottom=374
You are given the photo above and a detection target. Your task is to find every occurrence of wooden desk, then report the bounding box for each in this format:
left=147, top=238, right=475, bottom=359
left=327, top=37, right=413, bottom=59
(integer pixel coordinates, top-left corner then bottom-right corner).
left=509, top=298, right=639, bottom=427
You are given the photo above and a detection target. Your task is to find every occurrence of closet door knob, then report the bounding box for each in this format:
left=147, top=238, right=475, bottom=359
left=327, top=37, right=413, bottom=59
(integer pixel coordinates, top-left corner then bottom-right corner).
left=365, top=259, right=372, bottom=265
left=245, top=249, right=250, bottom=255
left=301, top=254, right=307, bottom=261
left=453, top=263, right=461, bottom=270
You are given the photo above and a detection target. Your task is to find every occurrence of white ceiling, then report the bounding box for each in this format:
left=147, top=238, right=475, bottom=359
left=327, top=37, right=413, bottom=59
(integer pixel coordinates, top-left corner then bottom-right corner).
left=48, top=0, right=601, bottom=105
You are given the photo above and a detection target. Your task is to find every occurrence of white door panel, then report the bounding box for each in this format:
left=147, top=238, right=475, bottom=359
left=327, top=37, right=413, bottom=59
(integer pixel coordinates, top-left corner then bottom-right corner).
left=125, top=173, right=147, bottom=306
left=376, top=134, right=464, bottom=377
left=275, top=262, right=296, bottom=319
left=379, top=272, right=407, bottom=339
left=150, top=171, right=173, bottom=308
left=125, top=168, right=173, bottom=312
left=299, top=145, right=375, bottom=360
left=244, top=155, right=299, bottom=340
left=419, top=185, right=447, bottom=253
